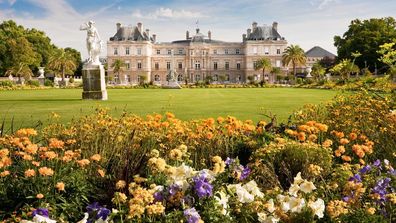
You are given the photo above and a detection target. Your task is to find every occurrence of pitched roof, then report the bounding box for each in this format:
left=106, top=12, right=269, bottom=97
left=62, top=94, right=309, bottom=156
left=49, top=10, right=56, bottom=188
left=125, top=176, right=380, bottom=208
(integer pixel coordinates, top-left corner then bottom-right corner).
left=305, top=46, right=336, bottom=58
left=110, top=26, right=152, bottom=42
left=247, top=25, right=282, bottom=40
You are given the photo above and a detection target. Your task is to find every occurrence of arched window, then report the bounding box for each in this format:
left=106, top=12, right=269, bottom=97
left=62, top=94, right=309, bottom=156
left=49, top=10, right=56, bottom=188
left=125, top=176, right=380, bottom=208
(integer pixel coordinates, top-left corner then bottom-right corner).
left=225, top=74, right=230, bottom=81
left=213, top=74, right=218, bottom=81
left=177, top=74, right=183, bottom=82
left=154, top=74, right=160, bottom=81
left=195, top=74, right=201, bottom=81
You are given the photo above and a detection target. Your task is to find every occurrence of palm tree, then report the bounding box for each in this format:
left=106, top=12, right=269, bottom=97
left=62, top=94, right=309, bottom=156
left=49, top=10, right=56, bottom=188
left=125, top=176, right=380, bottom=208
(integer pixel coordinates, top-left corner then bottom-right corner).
left=111, top=59, right=125, bottom=84
left=270, top=67, right=282, bottom=83
left=6, top=62, right=33, bottom=84
left=254, top=57, right=272, bottom=82
left=282, top=45, right=307, bottom=77
left=48, top=49, right=77, bottom=86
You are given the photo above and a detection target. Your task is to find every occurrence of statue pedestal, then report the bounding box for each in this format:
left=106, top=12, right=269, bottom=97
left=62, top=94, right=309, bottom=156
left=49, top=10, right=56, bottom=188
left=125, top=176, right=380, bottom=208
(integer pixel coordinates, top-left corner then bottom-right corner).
left=162, top=81, right=182, bottom=89
left=82, top=63, right=108, bottom=100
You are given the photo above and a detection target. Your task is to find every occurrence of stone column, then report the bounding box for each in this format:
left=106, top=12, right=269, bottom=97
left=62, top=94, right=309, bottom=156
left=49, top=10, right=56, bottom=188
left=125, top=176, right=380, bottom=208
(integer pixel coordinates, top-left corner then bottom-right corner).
left=82, top=63, right=108, bottom=100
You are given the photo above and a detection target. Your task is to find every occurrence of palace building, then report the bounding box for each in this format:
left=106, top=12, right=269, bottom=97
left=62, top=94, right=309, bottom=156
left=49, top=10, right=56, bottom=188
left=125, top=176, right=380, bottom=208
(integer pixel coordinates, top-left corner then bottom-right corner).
left=107, top=21, right=288, bottom=84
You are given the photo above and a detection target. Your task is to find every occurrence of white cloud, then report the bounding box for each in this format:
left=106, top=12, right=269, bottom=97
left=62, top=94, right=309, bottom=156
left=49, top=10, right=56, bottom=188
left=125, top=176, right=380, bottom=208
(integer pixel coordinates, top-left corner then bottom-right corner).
left=310, top=0, right=338, bottom=9
left=132, top=7, right=207, bottom=20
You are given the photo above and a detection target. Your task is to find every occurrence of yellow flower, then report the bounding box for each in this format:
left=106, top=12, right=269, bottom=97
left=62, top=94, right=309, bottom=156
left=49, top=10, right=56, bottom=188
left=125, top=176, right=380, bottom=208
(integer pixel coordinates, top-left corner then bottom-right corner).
left=149, top=149, right=160, bottom=158
left=56, top=182, right=65, bottom=191
left=146, top=202, right=165, bottom=215
left=24, top=169, right=36, bottom=177
left=147, top=157, right=166, bottom=173
left=169, top=149, right=183, bottom=161
left=366, top=207, right=376, bottom=215
left=38, top=167, right=54, bottom=176
left=116, top=180, right=127, bottom=190
left=0, top=170, right=10, bottom=177
left=0, top=149, right=9, bottom=157
left=90, top=154, right=101, bottom=162
left=48, top=138, right=64, bottom=149
left=76, top=159, right=90, bottom=167
left=36, top=193, right=44, bottom=199
left=112, top=192, right=128, bottom=204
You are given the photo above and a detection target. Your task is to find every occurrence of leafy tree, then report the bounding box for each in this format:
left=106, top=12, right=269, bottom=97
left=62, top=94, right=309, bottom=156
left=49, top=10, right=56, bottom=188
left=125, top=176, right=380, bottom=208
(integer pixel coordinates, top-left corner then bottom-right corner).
left=377, top=42, right=396, bottom=81
left=47, top=48, right=77, bottom=86
left=282, top=45, right=307, bottom=77
left=311, top=62, right=326, bottom=80
left=255, top=57, right=272, bottom=82
left=330, top=59, right=360, bottom=79
left=111, top=59, right=125, bottom=84
left=270, top=67, right=282, bottom=82
left=319, top=56, right=336, bottom=69
left=65, top=47, right=82, bottom=76
left=6, top=62, right=33, bottom=83
left=334, top=17, right=396, bottom=72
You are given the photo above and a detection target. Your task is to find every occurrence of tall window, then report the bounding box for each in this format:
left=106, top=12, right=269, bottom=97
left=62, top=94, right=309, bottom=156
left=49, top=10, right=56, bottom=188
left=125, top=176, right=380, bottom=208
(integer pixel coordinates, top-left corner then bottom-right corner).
left=137, top=48, right=142, bottom=55
left=225, top=74, right=230, bottom=81
left=195, top=74, right=201, bottom=81
left=114, top=47, right=118, bottom=55
left=154, top=75, right=160, bottom=81
left=178, top=49, right=183, bottom=55
left=276, top=60, right=281, bottom=67
left=213, top=74, right=218, bottom=81
left=126, top=47, right=130, bottom=55
left=137, top=62, right=142, bottom=69
left=167, top=49, right=172, bottom=55
left=225, top=49, right=229, bottom=54
left=225, top=62, right=229, bottom=70
left=264, top=47, right=269, bottom=55
left=213, top=49, right=217, bottom=54
left=156, top=49, right=160, bottom=55
left=178, top=62, right=183, bottom=69
left=214, top=62, right=218, bottom=70
left=126, top=62, right=130, bottom=70
left=276, top=47, right=281, bottom=55
left=195, top=61, right=201, bottom=70
left=236, top=49, right=240, bottom=54
left=237, top=62, right=241, bottom=70
left=177, top=74, right=183, bottom=81
left=167, top=62, right=171, bottom=70
left=155, top=62, right=159, bottom=70
left=253, top=61, right=257, bottom=69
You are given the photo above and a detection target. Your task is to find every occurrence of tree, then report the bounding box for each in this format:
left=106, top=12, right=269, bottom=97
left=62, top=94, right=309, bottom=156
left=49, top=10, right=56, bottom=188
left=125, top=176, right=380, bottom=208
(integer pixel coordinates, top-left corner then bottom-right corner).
left=111, top=59, right=125, bottom=84
left=377, top=42, right=396, bottom=81
left=65, top=47, right=82, bottom=76
left=6, top=62, right=33, bottom=83
left=270, top=67, right=282, bottom=83
left=254, top=57, right=272, bottom=82
left=334, top=17, right=396, bottom=72
left=282, top=45, right=307, bottom=77
left=330, top=59, right=360, bottom=80
left=48, top=48, right=77, bottom=86
left=311, top=62, right=326, bottom=81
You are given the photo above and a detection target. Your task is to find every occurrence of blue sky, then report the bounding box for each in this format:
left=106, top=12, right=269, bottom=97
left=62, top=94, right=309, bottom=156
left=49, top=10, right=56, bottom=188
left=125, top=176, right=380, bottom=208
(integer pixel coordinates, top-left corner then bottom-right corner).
left=1, top=0, right=396, bottom=58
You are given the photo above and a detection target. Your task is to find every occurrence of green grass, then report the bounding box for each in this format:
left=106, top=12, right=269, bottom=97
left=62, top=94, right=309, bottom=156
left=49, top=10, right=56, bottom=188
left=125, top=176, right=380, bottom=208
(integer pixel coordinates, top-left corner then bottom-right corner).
left=0, top=88, right=339, bottom=129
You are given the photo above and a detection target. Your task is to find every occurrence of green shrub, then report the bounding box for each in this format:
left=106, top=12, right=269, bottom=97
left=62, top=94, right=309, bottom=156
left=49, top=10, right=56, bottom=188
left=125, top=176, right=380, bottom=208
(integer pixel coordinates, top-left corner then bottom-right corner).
left=0, top=80, right=14, bottom=87
left=25, top=80, right=40, bottom=87
left=68, top=77, right=74, bottom=83
left=44, top=79, right=54, bottom=87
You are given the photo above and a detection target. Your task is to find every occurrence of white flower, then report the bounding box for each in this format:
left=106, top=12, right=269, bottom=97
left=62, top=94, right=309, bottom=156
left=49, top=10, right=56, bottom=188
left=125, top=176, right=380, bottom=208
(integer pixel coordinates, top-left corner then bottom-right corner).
left=288, top=183, right=300, bottom=197
left=299, top=180, right=316, bottom=194
left=215, top=191, right=230, bottom=215
left=243, top=180, right=264, bottom=198
left=308, top=198, right=325, bottom=219
left=32, top=215, right=56, bottom=223
left=266, top=199, right=276, bottom=213
left=289, top=197, right=306, bottom=213
left=293, top=172, right=304, bottom=185
left=229, top=184, right=255, bottom=203
left=77, top=213, right=89, bottom=223
left=258, top=212, right=280, bottom=223
left=277, top=194, right=291, bottom=212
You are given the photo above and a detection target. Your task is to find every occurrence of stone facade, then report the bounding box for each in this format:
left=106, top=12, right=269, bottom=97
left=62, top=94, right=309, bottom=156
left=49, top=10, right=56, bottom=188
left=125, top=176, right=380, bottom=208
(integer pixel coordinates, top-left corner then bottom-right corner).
left=107, top=22, right=288, bottom=84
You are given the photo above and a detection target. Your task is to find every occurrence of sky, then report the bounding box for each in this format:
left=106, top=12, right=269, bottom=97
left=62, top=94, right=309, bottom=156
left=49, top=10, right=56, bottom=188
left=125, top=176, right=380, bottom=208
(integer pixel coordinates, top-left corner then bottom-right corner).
left=1, top=0, right=395, bottom=59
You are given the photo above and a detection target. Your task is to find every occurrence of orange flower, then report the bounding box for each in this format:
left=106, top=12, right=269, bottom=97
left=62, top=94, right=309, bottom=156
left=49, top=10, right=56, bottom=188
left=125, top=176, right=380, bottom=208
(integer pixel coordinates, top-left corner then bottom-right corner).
left=0, top=170, right=10, bottom=177
left=217, top=117, right=225, bottom=124
left=24, top=144, right=38, bottom=154
left=76, top=159, right=90, bottom=167
left=0, top=157, right=12, bottom=168
left=48, top=138, right=64, bottom=149
left=0, top=149, right=9, bottom=157
left=55, top=182, right=65, bottom=191
left=36, top=193, right=44, bottom=199
left=15, top=128, right=37, bottom=137
left=90, top=154, right=101, bottom=162
left=32, top=161, right=40, bottom=167
left=315, top=123, right=328, bottom=132
left=24, top=169, right=36, bottom=177
left=23, top=154, right=33, bottom=161
left=339, top=138, right=350, bottom=145
left=308, top=134, right=317, bottom=142
left=297, top=132, right=306, bottom=141
left=349, top=133, right=358, bottom=141
left=38, top=167, right=54, bottom=176
left=98, top=169, right=105, bottom=177
left=43, top=151, right=58, bottom=160
left=206, top=132, right=214, bottom=140
left=165, top=112, right=175, bottom=119
left=341, top=155, right=352, bottom=162
left=322, top=139, right=333, bottom=148
left=116, top=180, right=127, bottom=189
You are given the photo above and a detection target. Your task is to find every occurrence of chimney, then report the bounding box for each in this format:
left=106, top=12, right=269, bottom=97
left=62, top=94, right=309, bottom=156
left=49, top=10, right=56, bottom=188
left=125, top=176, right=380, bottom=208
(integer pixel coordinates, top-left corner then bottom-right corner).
left=208, top=31, right=211, bottom=40
left=137, top=22, right=142, bottom=32
left=252, top=22, right=257, bottom=30
left=186, top=31, right=189, bottom=39
left=116, top=23, right=121, bottom=31
left=145, top=29, right=150, bottom=38
left=152, top=34, right=156, bottom=43
left=272, top=21, right=278, bottom=31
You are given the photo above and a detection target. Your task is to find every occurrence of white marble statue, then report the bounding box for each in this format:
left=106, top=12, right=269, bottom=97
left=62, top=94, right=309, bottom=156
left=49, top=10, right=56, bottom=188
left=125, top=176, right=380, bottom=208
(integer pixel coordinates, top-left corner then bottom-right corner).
left=79, top=21, right=103, bottom=65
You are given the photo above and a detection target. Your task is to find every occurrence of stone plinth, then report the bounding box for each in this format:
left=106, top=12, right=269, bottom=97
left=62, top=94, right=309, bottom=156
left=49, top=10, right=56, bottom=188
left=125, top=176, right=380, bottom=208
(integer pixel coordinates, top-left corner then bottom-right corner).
left=82, top=63, right=108, bottom=100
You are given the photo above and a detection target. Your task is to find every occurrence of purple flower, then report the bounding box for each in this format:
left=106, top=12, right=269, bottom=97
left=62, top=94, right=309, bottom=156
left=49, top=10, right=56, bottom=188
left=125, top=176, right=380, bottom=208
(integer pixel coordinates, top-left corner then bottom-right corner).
left=359, top=165, right=372, bottom=174
left=225, top=157, right=235, bottom=166
left=373, top=159, right=382, bottom=169
left=97, top=207, right=111, bottom=220
left=154, top=191, right=164, bottom=201
left=193, top=173, right=213, bottom=198
left=388, top=167, right=396, bottom=176
left=32, top=208, right=49, bottom=217
left=349, top=174, right=362, bottom=183
left=342, top=196, right=351, bottom=202
left=87, top=202, right=102, bottom=213
left=184, top=207, right=201, bottom=223
left=372, top=177, right=391, bottom=199
left=240, top=166, right=251, bottom=180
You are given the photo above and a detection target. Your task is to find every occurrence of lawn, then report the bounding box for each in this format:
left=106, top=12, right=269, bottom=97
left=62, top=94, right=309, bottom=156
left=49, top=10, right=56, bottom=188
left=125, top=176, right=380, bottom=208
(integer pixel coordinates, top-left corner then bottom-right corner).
left=0, top=88, right=339, bottom=129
